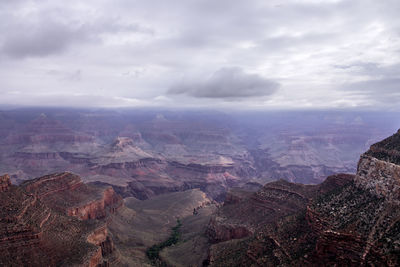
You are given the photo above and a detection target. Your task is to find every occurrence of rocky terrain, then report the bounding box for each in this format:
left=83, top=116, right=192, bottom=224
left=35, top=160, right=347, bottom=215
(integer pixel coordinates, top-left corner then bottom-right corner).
left=0, top=172, right=122, bottom=266
left=206, top=129, right=400, bottom=266
left=0, top=108, right=398, bottom=201
left=1, top=109, right=400, bottom=266
left=1, top=170, right=219, bottom=266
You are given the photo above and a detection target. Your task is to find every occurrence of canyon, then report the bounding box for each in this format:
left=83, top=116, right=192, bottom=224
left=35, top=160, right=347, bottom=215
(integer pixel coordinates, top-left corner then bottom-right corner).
left=1, top=108, right=400, bottom=266
left=0, top=171, right=215, bottom=266
left=0, top=109, right=398, bottom=201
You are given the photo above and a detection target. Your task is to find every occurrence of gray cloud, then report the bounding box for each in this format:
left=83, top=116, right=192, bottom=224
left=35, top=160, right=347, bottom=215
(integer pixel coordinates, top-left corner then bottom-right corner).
left=2, top=23, right=86, bottom=58
left=47, top=69, right=82, bottom=82
left=0, top=0, right=400, bottom=109
left=342, top=78, right=400, bottom=103
left=338, top=62, right=400, bottom=106
left=0, top=2, right=153, bottom=59
left=168, top=67, right=279, bottom=99
left=335, top=62, right=400, bottom=79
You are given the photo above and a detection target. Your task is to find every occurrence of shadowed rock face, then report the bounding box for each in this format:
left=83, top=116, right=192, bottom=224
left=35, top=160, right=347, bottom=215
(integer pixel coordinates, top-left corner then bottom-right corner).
left=0, top=172, right=122, bottom=267
left=207, top=130, right=400, bottom=266
left=207, top=174, right=354, bottom=246
left=365, top=129, right=400, bottom=165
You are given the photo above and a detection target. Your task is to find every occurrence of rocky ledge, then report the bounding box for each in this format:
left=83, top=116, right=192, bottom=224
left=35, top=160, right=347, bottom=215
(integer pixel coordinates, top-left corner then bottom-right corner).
left=206, top=174, right=353, bottom=247
left=355, top=130, right=400, bottom=201
left=0, top=172, right=122, bottom=266
left=22, top=172, right=123, bottom=220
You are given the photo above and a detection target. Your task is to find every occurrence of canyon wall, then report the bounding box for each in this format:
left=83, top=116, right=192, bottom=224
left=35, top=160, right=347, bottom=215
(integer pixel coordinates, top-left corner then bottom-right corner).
left=0, top=172, right=122, bottom=266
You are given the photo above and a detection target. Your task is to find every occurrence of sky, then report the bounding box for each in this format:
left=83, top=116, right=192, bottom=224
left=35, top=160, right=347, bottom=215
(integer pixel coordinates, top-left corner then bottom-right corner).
left=0, top=0, right=399, bottom=110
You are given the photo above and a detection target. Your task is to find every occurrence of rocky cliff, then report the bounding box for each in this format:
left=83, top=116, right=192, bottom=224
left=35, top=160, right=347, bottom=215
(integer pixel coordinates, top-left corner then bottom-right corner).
left=355, top=130, right=400, bottom=201
left=207, top=130, right=400, bottom=266
left=21, top=172, right=123, bottom=220
left=207, top=174, right=352, bottom=248
left=67, top=187, right=123, bottom=220
left=0, top=172, right=122, bottom=266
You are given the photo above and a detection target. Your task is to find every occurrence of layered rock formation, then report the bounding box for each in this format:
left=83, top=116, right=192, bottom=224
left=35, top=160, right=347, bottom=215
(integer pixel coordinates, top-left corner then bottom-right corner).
left=355, top=130, right=400, bottom=200
left=207, top=174, right=353, bottom=248
left=207, top=130, right=400, bottom=266
left=21, top=172, right=123, bottom=220
left=1, top=110, right=399, bottom=266
left=89, top=156, right=245, bottom=201
left=1, top=109, right=394, bottom=201
left=0, top=172, right=121, bottom=266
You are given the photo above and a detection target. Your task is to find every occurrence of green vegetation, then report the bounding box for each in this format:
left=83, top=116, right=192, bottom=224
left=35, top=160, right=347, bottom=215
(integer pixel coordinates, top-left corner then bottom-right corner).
left=146, top=219, right=182, bottom=264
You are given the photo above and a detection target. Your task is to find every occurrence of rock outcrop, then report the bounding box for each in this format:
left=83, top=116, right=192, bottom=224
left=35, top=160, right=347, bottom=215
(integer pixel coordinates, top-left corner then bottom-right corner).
left=355, top=130, right=400, bottom=200
left=206, top=178, right=330, bottom=245
left=0, top=172, right=122, bottom=266
left=21, top=172, right=123, bottom=220
left=67, top=187, right=123, bottom=220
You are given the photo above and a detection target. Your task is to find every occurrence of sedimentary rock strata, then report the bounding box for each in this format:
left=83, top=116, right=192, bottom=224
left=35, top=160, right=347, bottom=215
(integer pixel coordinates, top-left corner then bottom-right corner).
left=207, top=130, right=400, bottom=266
left=0, top=172, right=121, bottom=266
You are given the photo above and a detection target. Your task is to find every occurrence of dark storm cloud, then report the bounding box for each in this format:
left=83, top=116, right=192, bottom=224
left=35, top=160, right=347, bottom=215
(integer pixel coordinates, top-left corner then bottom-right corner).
left=168, top=67, right=279, bottom=99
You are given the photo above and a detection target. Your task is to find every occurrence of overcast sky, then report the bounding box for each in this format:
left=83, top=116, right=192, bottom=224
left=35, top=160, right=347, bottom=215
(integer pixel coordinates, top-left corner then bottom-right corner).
left=0, top=0, right=399, bottom=110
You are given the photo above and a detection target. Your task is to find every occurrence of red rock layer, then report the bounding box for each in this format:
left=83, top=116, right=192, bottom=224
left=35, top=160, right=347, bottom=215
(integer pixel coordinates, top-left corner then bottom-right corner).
left=22, top=172, right=123, bottom=220
left=22, top=172, right=83, bottom=197
left=67, top=187, right=123, bottom=220
left=1, top=172, right=121, bottom=266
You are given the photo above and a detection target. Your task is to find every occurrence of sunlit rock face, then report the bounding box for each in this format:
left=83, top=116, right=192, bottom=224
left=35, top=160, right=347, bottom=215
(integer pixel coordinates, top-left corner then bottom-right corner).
left=355, top=130, right=400, bottom=201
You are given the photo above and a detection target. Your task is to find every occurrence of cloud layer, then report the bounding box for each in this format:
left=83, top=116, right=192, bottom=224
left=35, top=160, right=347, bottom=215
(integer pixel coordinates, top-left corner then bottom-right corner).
left=0, top=0, right=399, bottom=109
